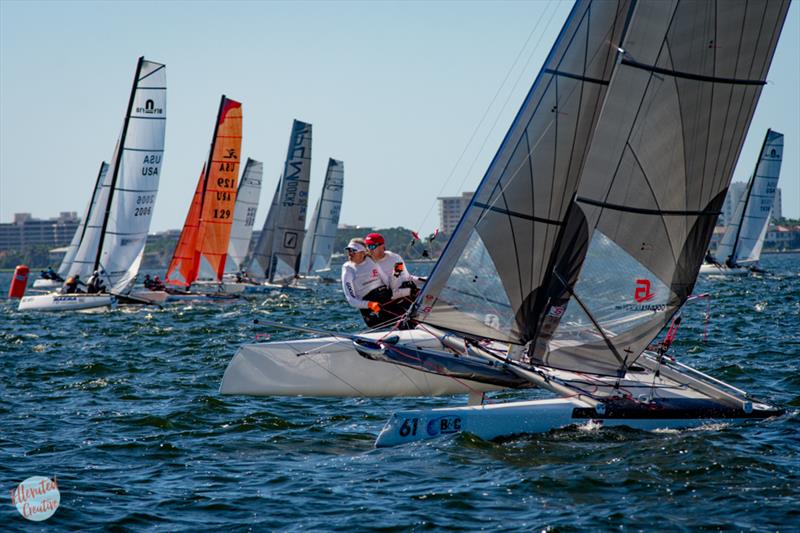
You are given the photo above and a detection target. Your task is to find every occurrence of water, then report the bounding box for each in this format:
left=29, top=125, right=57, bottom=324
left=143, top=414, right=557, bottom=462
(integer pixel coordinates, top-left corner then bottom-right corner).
left=1, top=256, right=799, bottom=531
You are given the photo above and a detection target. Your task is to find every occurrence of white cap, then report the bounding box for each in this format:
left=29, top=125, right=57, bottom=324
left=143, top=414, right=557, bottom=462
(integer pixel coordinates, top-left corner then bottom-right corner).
left=345, top=240, right=367, bottom=253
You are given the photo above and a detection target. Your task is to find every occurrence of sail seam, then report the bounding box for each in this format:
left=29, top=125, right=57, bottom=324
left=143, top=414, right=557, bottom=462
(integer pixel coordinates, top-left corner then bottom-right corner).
left=472, top=202, right=562, bottom=225
left=543, top=68, right=609, bottom=85
left=137, top=64, right=165, bottom=82
left=576, top=196, right=719, bottom=216
left=619, top=58, right=766, bottom=85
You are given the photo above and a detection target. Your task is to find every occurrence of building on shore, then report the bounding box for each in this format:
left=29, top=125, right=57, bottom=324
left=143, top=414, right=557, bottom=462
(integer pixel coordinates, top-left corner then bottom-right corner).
left=438, top=192, right=474, bottom=236
left=0, top=212, right=80, bottom=251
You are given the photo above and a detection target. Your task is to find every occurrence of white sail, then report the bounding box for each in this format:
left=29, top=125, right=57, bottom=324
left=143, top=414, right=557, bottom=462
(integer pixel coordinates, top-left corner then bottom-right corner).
left=67, top=57, right=166, bottom=293
left=57, top=162, right=108, bottom=277
left=299, top=158, right=344, bottom=275
left=715, top=130, right=783, bottom=266
left=248, top=175, right=281, bottom=279
left=225, top=158, right=263, bottom=274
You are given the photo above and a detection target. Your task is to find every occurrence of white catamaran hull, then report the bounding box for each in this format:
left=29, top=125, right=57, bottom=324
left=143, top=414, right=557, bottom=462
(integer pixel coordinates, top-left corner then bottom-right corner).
left=698, top=263, right=752, bottom=276
left=376, top=397, right=778, bottom=447
left=32, top=279, right=63, bottom=290
left=220, top=329, right=505, bottom=397
left=18, top=293, right=114, bottom=312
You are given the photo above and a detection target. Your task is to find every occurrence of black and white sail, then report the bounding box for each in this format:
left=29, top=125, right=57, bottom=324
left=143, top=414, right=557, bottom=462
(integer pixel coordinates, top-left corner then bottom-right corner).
left=226, top=158, right=263, bottom=274
left=413, top=0, right=789, bottom=377
left=299, top=158, right=344, bottom=275
left=716, top=130, right=783, bottom=267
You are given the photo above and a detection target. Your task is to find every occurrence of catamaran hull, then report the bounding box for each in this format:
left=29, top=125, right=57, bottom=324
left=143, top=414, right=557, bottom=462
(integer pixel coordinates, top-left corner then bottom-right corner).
left=18, top=293, right=114, bottom=311
left=32, top=279, right=62, bottom=290
left=375, top=398, right=783, bottom=447
left=220, top=330, right=509, bottom=397
left=698, top=263, right=752, bottom=276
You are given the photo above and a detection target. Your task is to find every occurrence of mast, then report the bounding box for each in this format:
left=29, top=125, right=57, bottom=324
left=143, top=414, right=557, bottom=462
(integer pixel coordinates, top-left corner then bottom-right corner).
left=94, top=56, right=144, bottom=272
left=727, top=130, right=772, bottom=266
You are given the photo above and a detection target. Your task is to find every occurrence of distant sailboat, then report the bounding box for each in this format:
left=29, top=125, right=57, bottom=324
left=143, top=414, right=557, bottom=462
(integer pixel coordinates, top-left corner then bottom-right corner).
left=224, top=158, right=263, bottom=277
left=222, top=0, right=789, bottom=447
left=164, top=95, right=243, bottom=299
left=702, top=129, right=783, bottom=275
left=20, top=57, right=167, bottom=311
left=299, top=158, right=344, bottom=278
left=32, top=162, right=109, bottom=290
left=246, top=120, right=312, bottom=287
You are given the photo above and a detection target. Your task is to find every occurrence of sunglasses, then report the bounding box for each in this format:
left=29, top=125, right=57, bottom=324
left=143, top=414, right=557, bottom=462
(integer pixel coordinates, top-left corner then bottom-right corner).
left=346, top=248, right=364, bottom=254
left=367, top=243, right=381, bottom=250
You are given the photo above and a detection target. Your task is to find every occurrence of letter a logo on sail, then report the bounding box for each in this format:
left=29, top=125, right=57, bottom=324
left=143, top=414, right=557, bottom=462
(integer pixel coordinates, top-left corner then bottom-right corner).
left=634, top=279, right=654, bottom=303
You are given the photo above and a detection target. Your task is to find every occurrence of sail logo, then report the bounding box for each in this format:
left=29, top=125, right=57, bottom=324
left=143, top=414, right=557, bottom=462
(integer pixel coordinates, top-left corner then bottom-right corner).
left=136, top=99, right=163, bottom=115
left=634, top=279, right=654, bottom=303
left=283, top=232, right=298, bottom=249
left=426, top=416, right=462, bottom=437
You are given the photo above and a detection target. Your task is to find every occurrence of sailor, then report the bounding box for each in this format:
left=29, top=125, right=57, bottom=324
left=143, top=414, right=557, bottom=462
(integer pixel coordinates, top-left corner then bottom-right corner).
left=365, top=232, right=424, bottom=317
left=63, top=275, right=85, bottom=294
left=143, top=274, right=153, bottom=290
left=42, top=266, right=61, bottom=281
left=86, top=270, right=106, bottom=294
left=151, top=275, right=165, bottom=291
left=341, top=238, right=395, bottom=327
left=704, top=251, right=722, bottom=267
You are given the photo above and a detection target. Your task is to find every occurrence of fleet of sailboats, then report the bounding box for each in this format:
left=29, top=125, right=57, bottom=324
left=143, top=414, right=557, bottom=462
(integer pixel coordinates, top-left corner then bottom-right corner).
left=221, top=0, right=790, bottom=447
left=19, top=56, right=167, bottom=311
left=702, top=129, right=784, bottom=275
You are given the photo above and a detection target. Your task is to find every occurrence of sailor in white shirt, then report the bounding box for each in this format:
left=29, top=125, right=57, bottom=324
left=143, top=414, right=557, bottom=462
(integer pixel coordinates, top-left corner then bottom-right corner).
left=340, top=238, right=394, bottom=327
left=364, top=233, right=425, bottom=324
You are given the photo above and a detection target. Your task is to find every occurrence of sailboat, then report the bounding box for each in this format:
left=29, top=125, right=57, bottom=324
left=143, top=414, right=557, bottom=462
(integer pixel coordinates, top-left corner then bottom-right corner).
left=701, top=129, right=784, bottom=275
left=163, top=95, right=243, bottom=301
left=223, top=158, right=263, bottom=280
left=32, top=162, right=109, bottom=290
left=19, top=57, right=167, bottom=311
left=221, top=0, right=790, bottom=446
left=298, top=158, right=344, bottom=279
left=246, top=120, right=313, bottom=289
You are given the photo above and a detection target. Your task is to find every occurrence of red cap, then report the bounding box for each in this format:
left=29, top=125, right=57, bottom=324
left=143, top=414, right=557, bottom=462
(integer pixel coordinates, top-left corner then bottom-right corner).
left=365, top=233, right=385, bottom=246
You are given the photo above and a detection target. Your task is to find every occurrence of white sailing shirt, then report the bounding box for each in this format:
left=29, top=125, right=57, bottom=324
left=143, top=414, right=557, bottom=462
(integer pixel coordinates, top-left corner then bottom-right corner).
left=373, top=251, right=421, bottom=297
left=341, top=258, right=390, bottom=309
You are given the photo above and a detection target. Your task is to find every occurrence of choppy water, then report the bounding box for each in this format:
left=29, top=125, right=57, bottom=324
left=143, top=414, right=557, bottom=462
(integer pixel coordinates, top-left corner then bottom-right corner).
left=1, top=256, right=799, bottom=531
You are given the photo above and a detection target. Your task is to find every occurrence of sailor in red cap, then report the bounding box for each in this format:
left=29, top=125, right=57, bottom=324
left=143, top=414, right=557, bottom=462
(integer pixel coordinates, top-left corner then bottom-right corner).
left=364, top=232, right=424, bottom=319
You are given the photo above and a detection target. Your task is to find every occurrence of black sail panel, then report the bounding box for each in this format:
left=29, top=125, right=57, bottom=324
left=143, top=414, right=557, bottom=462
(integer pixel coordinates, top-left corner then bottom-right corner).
left=532, top=0, right=790, bottom=376
left=414, top=0, right=633, bottom=344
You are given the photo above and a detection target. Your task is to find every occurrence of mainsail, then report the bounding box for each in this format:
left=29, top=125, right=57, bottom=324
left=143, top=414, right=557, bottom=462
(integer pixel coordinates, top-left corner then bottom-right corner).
left=299, top=158, right=344, bottom=275
left=248, top=175, right=281, bottom=279
left=225, top=158, right=263, bottom=274
left=166, top=96, right=243, bottom=286
left=68, top=57, right=167, bottom=293
left=58, top=162, right=109, bottom=278
left=413, top=0, right=789, bottom=377
left=716, top=130, right=783, bottom=267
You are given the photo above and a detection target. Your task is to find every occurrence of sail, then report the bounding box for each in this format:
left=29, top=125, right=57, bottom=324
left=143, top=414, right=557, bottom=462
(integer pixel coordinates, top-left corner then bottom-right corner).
left=248, top=175, right=281, bottom=279
left=528, top=0, right=790, bottom=376
left=413, top=0, right=633, bottom=343
left=194, top=96, right=243, bottom=282
left=68, top=57, right=167, bottom=293
left=270, top=120, right=313, bottom=282
left=716, top=130, right=783, bottom=266
left=165, top=165, right=205, bottom=287
left=58, top=162, right=109, bottom=277
left=225, top=158, right=263, bottom=274
left=299, top=158, right=344, bottom=275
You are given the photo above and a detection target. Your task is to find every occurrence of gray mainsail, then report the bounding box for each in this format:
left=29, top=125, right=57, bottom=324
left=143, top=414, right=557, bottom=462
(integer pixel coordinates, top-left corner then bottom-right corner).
left=299, top=158, right=344, bottom=275
left=270, top=120, right=313, bottom=282
left=414, top=0, right=633, bottom=343
left=716, top=130, right=783, bottom=267
left=413, top=0, right=789, bottom=377
left=248, top=174, right=281, bottom=279
left=226, top=158, right=263, bottom=274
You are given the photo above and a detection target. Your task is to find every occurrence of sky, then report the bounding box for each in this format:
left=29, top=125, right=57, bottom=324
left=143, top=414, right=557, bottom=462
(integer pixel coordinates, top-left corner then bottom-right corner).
left=1, top=0, right=798, bottom=237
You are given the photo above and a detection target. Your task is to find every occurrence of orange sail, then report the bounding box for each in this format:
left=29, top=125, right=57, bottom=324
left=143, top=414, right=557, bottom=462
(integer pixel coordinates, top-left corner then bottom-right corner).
left=194, top=96, right=243, bottom=281
left=165, top=165, right=205, bottom=287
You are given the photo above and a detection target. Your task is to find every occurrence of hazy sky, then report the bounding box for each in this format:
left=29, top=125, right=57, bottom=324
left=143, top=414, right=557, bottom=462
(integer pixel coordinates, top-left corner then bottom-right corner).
left=1, top=0, right=798, bottom=237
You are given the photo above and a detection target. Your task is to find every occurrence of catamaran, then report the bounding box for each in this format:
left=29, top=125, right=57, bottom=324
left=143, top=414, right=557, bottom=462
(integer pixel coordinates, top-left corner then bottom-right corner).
left=701, top=129, right=784, bottom=275
left=221, top=0, right=790, bottom=446
left=19, top=57, right=167, bottom=311
left=32, top=162, right=109, bottom=291
left=298, top=158, right=344, bottom=280
left=162, top=96, right=244, bottom=301
left=223, top=158, right=263, bottom=281
left=246, top=120, right=313, bottom=290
